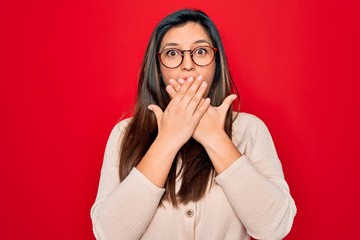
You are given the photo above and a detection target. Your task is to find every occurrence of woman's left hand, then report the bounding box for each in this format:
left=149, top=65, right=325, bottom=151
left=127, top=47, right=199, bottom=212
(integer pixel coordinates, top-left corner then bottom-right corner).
left=192, top=94, right=237, bottom=146
left=166, top=77, right=237, bottom=146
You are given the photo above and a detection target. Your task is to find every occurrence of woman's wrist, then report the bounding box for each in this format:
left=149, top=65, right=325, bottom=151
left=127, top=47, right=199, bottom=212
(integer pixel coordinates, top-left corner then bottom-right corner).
left=196, top=129, right=228, bottom=148
left=155, top=133, right=184, bottom=155
left=136, top=134, right=182, bottom=188
left=199, top=130, right=242, bottom=174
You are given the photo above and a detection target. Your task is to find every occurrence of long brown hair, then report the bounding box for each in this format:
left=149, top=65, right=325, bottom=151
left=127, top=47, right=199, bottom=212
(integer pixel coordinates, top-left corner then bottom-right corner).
left=119, top=9, right=239, bottom=206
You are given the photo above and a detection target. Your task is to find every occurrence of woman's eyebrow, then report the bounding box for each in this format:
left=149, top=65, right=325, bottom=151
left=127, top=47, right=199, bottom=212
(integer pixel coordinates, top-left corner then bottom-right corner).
left=193, top=39, right=211, bottom=45
left=161, top=43, right=179, bottom=50
left=161, top=39, right=211, bottom=50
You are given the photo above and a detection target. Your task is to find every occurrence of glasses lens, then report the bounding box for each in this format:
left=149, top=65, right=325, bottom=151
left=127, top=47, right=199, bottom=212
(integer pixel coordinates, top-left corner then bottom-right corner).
left=160, top=49, right=182, bottom=68
left=159, top=46, right=216, bottom=68
left=192, top=46, right=215, bottom=66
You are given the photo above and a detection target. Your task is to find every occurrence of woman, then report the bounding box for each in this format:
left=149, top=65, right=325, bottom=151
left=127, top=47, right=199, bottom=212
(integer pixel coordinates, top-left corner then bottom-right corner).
left=91, top=9, right=296, bottom=240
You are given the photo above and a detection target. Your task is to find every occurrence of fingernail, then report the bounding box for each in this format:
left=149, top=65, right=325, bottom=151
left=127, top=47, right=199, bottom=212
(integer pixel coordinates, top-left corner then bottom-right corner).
left=166, top=85, right=174, bottom=93
left=148, top=105, right=152, bottom=110
left=197, top=75, right=203, bottom=81
left=178, top=78, right=185, bottom=84
left=201, top=81, right=207, bottom=87
left=232, top=95, right=238, bottom=100
left=169, top=79, right=175, bottom=84
left=188, top=77, right=194, bottom=82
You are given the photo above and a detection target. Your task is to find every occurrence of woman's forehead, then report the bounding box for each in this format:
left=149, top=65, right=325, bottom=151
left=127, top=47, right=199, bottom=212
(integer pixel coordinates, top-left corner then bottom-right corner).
left=160, top=22, right=211, bottom=48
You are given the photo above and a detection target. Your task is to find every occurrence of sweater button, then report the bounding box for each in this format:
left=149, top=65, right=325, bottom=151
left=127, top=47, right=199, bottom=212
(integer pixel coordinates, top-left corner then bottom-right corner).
left=185, top=209, right=194, bottom=218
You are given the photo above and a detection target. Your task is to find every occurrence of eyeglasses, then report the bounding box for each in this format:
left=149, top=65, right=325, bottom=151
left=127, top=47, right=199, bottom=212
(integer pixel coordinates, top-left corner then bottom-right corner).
left=158, top=46, right=217, bottom=69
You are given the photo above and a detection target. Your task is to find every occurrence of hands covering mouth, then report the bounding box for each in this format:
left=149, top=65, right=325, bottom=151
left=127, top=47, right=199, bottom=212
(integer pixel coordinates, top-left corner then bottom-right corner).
left=148, top=75, right=237, bottom=147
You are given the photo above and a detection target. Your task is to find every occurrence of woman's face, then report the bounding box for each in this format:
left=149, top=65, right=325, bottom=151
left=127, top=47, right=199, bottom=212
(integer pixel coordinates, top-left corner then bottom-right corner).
left=159, top=22, right=216, bottom=96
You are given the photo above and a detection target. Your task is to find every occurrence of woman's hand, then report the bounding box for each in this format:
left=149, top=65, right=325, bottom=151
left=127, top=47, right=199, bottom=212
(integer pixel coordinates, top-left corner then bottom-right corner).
left=166, top=77, right=241, bottom=173
left=148, top=75, right=211, bottom=150
left=192, top=94, right=237, bottom=145
left=166, top=77, right=237, bottom=146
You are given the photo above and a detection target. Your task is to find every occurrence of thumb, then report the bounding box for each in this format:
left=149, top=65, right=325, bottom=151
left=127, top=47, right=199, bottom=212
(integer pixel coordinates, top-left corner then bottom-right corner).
left=148, top=104, right=163, bottom=126
left=219, top=94, right=237, bottom=112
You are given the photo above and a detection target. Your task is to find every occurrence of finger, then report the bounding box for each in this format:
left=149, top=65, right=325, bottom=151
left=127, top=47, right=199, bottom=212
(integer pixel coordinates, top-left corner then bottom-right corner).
left=177, top=78, right=185, bottom=85
left=186, top=76, right=208, bottom=111
left=172, top=76, right=195, bottom=103
left=168, top=79, right=181, bottom=96
left=170, top=78, right=181, bottom=92
left=182, top=75, right=204, bottom=106
left=219, top=94, right=237, bottom=113
left=197, top=98, right=205, bottom=110
left=166, top=85, right=177, bottom=99
left=148, top=104, right=163, bottom=126
left=193, top=97, right=211, bottom=121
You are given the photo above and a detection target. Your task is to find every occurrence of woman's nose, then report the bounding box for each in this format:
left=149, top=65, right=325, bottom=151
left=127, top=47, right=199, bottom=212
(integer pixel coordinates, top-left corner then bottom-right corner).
left=181, top=52, right=195, bottom=71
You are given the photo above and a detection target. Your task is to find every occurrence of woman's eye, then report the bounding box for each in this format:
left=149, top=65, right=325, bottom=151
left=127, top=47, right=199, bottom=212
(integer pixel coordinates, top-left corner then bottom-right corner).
left=195, top=48, right=208, bottom=55
left=166, top=50, right=179, bottom=57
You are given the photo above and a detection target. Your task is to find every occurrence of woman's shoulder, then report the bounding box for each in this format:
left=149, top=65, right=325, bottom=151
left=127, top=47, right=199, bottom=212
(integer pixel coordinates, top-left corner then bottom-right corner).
left=115, top=117, right=132, bottom=131
left=232, top=111, right=262, bottom=127
left=107, top=117, right=132, bottom=142
left=231, top=111, right=269, bottom=139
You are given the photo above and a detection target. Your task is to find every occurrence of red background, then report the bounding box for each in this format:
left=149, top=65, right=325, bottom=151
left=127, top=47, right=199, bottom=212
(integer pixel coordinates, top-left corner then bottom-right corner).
left=1, top=0, right=359, bottom=239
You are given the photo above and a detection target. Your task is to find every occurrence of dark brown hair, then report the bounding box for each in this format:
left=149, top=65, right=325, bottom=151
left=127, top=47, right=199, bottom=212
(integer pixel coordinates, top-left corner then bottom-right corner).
left=119, top=9, right=239, bottom=206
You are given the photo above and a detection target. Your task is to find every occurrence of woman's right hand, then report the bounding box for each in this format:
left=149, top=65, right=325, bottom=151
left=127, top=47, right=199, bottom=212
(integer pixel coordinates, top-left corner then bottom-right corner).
left=148, top=75, right=210, bottom=150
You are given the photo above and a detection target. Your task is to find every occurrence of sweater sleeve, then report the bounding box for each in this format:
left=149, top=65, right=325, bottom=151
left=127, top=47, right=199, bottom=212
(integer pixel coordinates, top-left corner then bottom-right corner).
left=90, top=120, right=166, bottom=240
left=215, top=116, right=297, bottom=239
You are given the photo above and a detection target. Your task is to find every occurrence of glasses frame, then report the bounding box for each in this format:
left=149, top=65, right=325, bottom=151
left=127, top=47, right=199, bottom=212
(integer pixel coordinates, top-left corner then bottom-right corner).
left=157, top=46, right=218, bottom=69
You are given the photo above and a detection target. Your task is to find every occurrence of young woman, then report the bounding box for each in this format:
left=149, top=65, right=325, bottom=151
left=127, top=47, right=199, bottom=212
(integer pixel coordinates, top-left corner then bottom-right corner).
left=91, top=9, right=296, bottom=240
